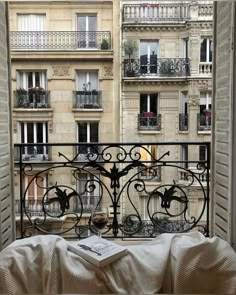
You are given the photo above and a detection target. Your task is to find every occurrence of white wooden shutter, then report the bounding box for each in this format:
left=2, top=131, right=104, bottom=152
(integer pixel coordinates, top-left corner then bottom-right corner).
left=0, top=2, right=15, bottom=250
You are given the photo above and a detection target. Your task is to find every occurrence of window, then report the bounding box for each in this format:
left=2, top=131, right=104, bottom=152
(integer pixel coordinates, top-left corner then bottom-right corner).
left=180, top=145, right=188, bottom=169
left=17, top=71, right=47, bottom=90
left=200, top=38, right=212, bottom=63
left=182, top=38, right=189, bottom=59
left=76, top=173, right=100, bottom=212
left=179, top=92, right=188, bottom=131
left=140, top=93, right=158, bottom=115
left=75, top=71, right=99, bottom=107
left=22, top=173, right=48, bottom=216
left=139, top=93, right=160, bottom=130
left=140, top=40, right=158, bottom=74
left=77, top=122, right=99, bottom=156
left=17, top=14, right=46, bottom=47
left=199, top=145, right=207, bottom=162
left=20, top=122, right=48, bottom=160
left=17, top=14, right=46, bottom=31
left=77, top=14, right=97, bottom=48
left=200, top=92, right=211, bottom=114
left=139, top=145, right=161, bottom=181
left=76, top=71, right=98, bottom=92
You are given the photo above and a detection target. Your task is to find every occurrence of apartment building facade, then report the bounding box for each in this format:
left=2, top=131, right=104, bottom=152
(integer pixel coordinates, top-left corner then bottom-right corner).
left=120, top=1, right=212, bottom=228
left=9, top=1, right=212, bottom=238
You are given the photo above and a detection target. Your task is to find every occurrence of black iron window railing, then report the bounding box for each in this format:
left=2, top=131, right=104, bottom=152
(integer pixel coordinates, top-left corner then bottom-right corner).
left=138, top=114, right=161, bottom=131
left=10, top=31, right=111, bottom=50
left=197, top=113, right=211, bottom=131
left=14, top=142, right=210, bottom=240
left=73, top=91, right=102, bottom=109
left=123, top=3, right=190, bottom=23
left=14, top=90, right=50, bottom=109
left=179, top=113, right=188, bottom=131
left=124, top=58, right=190, bottom=78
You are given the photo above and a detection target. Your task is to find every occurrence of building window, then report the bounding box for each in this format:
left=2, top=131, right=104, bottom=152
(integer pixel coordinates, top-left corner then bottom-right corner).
left=20, top=122, right=48, bottom=160
left=198, top=92, right=212, bottom=130
left=182, top=38, right=189, bottom=59
left=17, top=71, right=47, bottom=90
left=200, top=38, right=212, bottom=63
left=77, top=14, right=97, bottom=48
left=199, top=145, right=207, bottom=161
left=17, top=14, right=46, bottom=31
left=77, top=122, right=99, bottom=155
left=179, top=92, right=188, bottom=131
left=22, top=173, right=48, bottom=216
left=75, top=71, right=99, bottom=108
left=139, top=145, right=161, bottom=181
left=76, top=173, right=100, bottom=212
left=140, top=40, right=158, bottom=74
left=139, top=93, right=160, bottom=130
left=140, top=93, right=158, bottom=115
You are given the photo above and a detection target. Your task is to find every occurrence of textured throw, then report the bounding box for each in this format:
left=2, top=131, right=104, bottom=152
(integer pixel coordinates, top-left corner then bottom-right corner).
left=0, top=232, right=235, bottom=294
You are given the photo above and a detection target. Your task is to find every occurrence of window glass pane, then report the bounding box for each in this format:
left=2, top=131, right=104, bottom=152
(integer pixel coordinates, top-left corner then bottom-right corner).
left=89, top=71, right=98, bottom=90
left=78, top=123, right=87, bottom=142
left=200, top=39, right=207, bottom=62
left=150, top=94, right=158, bottom=114
left=88, top=15, right=97, bottom=31
left=90, top=123, right=98, bottom=142
left=37, top=123, right=43, bottom=143
left=140, top=94, right=147, bottom=113
left=77, top=15, right=86, bottom=31
left=21, top=123, right=24, bottom=143
left=209, top=39, right=213, bottom=62
left=140, top=42, right=148, bottom=64
left=199, top=146, right=206, bottom=161
left=27, top=123, right=34, bottom=143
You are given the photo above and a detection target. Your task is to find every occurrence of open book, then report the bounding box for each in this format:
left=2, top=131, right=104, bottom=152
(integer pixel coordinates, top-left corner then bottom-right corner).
left=68, top=235, right=128, bottom=267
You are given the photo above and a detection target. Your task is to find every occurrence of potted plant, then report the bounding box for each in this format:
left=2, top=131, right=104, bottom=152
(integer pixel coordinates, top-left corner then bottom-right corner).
left=122, top=39, right=138, bottom=77
left=101, top=39, right=109, bottom=50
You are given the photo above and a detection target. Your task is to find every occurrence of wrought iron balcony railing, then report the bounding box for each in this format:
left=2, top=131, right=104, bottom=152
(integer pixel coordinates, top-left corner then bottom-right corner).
left=197, top=113, right=212, bottom=131
left=10, top=31, right=111, bottom=50
left=179, top=113, right=188, bottom=131
left=14, top=142, right=210, bottom=239
left=124, top=58, right=190, bottom=78
left=14, top=90, right=50, bottom=109
left=123, top=3, right=190, bottom=23
left=73, top=91, right=102, bottom=109
left=138, top=114, right=161, bottom=131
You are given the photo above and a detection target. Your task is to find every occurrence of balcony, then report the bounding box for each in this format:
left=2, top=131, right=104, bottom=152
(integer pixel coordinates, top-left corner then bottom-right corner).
left=122, top=2, right=213, bottom=24
left=138, top=113, right=161, bottom=131
left=123, top=3, right=190, bottom=23
left=10, top=31, right=111, bottom=51
left=14, top=89, right=50, bottom=109
left=14, top=142, right=210, bottom=239
left=179, top=113, right=188, bottom=131
left=73, top=91, right=102, bottom=109
left=124, top=58, right=190, bottom=78
left=199, top=62, right=212, bottom=75
left=197, top=113, right=211, bottom=131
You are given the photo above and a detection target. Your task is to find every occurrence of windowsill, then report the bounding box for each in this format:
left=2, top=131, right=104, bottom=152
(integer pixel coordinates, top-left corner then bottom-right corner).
left=138, top=130, right=161, bottom=134
left=72, top=108, right=103, bottom=112
left=197, top=130, right=211, bottom=135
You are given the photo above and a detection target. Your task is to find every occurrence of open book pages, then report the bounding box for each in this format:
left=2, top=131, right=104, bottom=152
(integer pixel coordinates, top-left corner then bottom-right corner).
left=68, top=235, right=128, bottom=267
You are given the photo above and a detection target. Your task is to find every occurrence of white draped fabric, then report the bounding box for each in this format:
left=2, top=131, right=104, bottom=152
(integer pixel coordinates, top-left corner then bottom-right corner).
left=0, top=232, right=235, bottom=294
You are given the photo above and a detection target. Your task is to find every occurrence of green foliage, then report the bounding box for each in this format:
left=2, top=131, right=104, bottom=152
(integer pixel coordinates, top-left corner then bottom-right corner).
left=122, top=39, right=138, bottom=59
